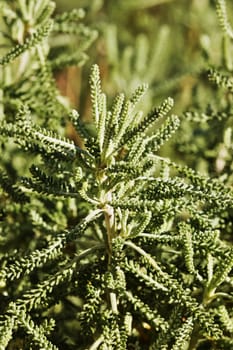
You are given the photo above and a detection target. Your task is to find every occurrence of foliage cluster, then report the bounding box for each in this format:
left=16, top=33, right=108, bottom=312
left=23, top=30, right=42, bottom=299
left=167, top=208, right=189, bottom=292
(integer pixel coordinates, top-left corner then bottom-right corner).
left=0, top=0, right=233, bottom=349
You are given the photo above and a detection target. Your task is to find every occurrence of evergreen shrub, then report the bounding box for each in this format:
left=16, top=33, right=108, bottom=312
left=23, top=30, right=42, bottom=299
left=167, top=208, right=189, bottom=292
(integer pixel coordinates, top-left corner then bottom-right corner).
left=0, top=0, right=233, bottom=349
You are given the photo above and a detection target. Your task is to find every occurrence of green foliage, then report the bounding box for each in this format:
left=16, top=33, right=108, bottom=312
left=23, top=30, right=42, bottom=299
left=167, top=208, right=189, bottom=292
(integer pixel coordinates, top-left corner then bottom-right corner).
left=0, top=0, right=233, bottom=349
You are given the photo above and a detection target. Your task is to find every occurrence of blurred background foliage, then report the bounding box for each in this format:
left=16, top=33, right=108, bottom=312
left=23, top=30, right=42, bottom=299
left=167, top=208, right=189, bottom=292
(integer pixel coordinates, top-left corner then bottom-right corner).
left=53, top=0, right=223, bottom=111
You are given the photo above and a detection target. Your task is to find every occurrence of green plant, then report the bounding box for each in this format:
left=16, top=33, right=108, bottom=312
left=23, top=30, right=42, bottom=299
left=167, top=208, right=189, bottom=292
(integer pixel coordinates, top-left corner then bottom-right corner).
left=0, top=1, right=233, bottom=349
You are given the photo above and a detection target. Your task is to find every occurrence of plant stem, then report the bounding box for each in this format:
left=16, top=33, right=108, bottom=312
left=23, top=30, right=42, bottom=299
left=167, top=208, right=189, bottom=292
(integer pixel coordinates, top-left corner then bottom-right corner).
left=187, top=324, right=200, bottom=350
